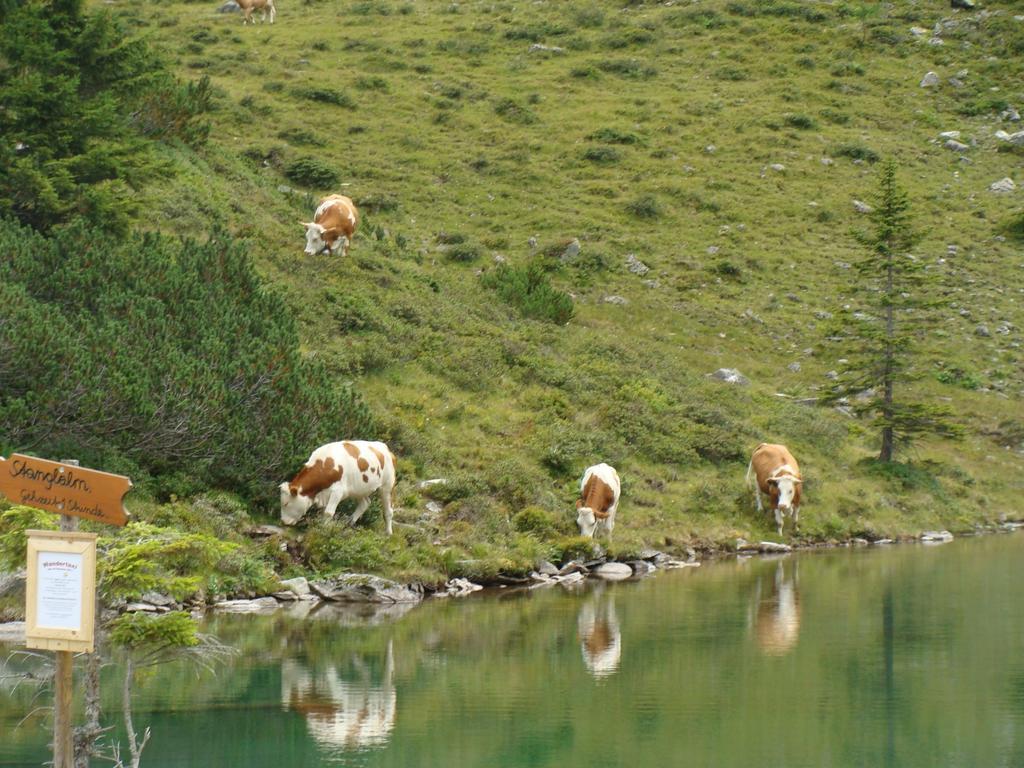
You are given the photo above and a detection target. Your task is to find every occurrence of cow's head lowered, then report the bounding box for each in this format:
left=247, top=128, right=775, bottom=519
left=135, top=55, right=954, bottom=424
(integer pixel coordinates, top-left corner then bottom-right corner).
left=767, top=472, right=802, bottom=513
left=301, top=222, right=346, bottom=257
left=280, top=482, right=314, bottom=526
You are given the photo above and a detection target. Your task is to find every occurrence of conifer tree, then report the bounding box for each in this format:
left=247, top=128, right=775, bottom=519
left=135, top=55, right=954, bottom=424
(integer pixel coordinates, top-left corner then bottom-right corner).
left=825, top=160, right=961, bottom=462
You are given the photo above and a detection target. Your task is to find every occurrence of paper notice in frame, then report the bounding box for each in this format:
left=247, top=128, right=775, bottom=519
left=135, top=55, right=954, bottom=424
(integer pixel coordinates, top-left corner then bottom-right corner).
left=36, top=552, right=85, bottom=631
left=25, top=531, right=97, bottom=653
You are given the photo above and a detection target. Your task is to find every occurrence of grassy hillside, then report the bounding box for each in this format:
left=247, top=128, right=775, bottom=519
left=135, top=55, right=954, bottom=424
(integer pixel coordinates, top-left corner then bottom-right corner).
left=90, top=0, right=1024, bottom=568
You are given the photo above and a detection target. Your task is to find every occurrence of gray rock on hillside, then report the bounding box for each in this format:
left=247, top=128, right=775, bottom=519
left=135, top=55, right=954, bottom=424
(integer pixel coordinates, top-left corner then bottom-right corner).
left=945, top=139, right=970, bottom=152
left=217, top=1, right=239, bottom=12
left=853, top=200, right=873, bottom=213
left=561, top=238, right=581, bottom=262
left=311, top=574, right=424, bottom=604
left=1002, top=108, right=1021, bottom=122
left=920, top=71, right=941, bottom=87
left=603, top=295, right=628, bottom=305
left=994, top=130, right=1024, bottom=145
left=990, top=178, right=1016, bottom=193
left=710, top=368, right=749, bottom=385
left=625, top=254, right=650, bottom=276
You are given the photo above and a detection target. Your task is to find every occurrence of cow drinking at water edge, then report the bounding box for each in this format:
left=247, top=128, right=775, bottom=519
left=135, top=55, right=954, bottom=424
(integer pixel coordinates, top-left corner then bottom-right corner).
left=576, top=463, right=620, bottom=539
left=746, top=443, right=802, bottom=535
left=280, top=441, right=396, bottom=534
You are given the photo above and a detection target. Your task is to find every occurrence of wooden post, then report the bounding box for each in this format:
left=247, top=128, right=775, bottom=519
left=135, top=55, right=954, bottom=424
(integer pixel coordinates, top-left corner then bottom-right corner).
left=54, top=459, right=79, bottom=768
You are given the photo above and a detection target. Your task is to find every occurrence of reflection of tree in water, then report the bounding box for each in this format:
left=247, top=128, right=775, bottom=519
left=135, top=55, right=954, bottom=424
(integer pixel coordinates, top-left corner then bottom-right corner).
left=752, top=559, right=801, bottom=656
left=578, top=586, right=621, bottom=679
left=281, top=638, right=396, bottom=751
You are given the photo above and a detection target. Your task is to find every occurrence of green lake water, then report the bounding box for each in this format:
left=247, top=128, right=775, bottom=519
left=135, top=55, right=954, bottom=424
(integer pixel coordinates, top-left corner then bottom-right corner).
left=3, top=533, right=1024, bottom=767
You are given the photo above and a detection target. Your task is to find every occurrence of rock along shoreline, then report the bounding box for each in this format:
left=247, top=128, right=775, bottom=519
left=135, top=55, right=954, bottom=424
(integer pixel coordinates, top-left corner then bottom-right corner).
left=2, top=522, right=1023, bottom=641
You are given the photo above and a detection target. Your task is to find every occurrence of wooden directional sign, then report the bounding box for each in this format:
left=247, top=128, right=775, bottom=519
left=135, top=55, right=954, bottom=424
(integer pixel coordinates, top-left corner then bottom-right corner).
left=0, top=454, right=131, bottom=527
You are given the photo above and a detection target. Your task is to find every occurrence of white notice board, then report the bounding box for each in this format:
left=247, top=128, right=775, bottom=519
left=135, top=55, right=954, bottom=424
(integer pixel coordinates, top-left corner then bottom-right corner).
left=25, top=531, right=97, bottom=653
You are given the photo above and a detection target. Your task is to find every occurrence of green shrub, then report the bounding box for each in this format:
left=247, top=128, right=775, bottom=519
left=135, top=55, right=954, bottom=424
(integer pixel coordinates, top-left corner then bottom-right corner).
left=832, top=143, right=880, bottom=163
left=0, top=220, right=372, bottom=499
left=504, top=22, right=569, bottom=41
left=513, top=506, right=560, bottom=538
left=626, top=194, right=663, bottom=218
left=582, top=146, right=622, bottom=164
left=446, top=243, right=483, bottom=262
left=598, top=59, right=657, bottom=79
left=481, top=263, right=575, bottom=324
left=935, top=366, right=982, bottom=390
left=784, top=113, right=818, bottom=130
left=550, top=535, right=601, bottom=563
left=293, top=86, right=354, bottom=107
left=587, top=127, right=642, bottom=145
left=494, top=97, right=538, bottom=124
left=284, top=156, right=340, bottom=187
left=0, top=1, right=210, bottom=233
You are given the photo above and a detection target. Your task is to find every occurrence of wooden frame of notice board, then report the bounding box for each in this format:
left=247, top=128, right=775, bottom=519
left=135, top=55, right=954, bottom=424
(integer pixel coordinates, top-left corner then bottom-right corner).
left=25, top=530, right=98, bottom=653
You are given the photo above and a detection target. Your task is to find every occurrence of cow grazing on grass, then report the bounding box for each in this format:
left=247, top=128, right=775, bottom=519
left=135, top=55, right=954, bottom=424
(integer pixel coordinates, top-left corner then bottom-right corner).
left=576, top=463, right=620, bottom=539
left=746, top=443, right=802, bottom=535
left=302, top=195, right=359, bottom=257
left=237, top=0, right=275, bottom=24
left=280, top=440, right=396, bottom=534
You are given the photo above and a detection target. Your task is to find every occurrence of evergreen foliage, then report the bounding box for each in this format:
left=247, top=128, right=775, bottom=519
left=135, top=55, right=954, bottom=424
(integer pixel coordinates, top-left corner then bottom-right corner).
left=0, top=219, right=373, bottom=496
left=824, top=161, right=961, bottom=461
left=0, top=0, right=211, bottom=233
left=481, top=262, right=574, bottom=324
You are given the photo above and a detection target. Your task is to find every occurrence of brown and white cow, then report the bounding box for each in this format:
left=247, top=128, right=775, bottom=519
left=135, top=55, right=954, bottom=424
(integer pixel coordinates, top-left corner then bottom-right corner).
left=280, top=440, right=396, bottom=534
left=746, top=443, right=802, bottom=535
left=578, top=588, right=621, bottom=679
left=237, top=0, right=275, bottom=24
left=752, top=559, right=801, bottom=656
left=576, top=463, right=620, bottom=539
left=302, top=195, right=359, bottom=257
left=282, top=640, right=396, bottom=750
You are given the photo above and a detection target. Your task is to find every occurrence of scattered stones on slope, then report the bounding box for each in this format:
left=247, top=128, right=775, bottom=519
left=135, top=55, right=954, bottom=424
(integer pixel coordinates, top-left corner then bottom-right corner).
left=217, top=1, right=239, bottom=11
left=944, top=139, right=970, bottom=152
left=853, top=200, right=873, bottom=213
left=990, top=178, right=1016, bottom=193
left=603, top=295, right=628, bottom=305
left=709, top=368, right=749, bottom=385
left=920, top=71, right=940, bottom=87
left=561, top=238, right=581, bottom=262
left=625, top=254, right=650, bottom=275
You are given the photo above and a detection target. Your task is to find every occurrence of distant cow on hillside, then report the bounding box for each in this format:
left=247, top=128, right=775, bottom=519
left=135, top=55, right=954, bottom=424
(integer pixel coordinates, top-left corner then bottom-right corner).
left=280, top=440, right=396, bottom=534
left=236, top=0, right=275, bottom=24
left=302, top=195, right=359, bottom=257
left=746, top=443, right=802, bottom=535
left=576, top=463, right=620, bottom=539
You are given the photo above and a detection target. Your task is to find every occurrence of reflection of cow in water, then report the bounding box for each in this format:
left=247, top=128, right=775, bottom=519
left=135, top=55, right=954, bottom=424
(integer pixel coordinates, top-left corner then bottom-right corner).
left=282, top=640, right=396, bottom=750
left=577, top=588, right=621, bottom=679
left=752, top=559, right=801, bottom=656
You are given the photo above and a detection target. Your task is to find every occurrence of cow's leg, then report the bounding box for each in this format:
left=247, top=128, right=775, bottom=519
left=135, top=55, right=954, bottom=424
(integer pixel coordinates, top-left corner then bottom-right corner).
left=793, top=506, right=800, bottom=533
left=774, top=506, right=784, bottom=536
left=323, top=490, right=343, bottom=520
left=380, top=486, right=394, bottom=536
left=349, top=497, right=372, bottom=527
left=754, top=488, right=764, bottom=513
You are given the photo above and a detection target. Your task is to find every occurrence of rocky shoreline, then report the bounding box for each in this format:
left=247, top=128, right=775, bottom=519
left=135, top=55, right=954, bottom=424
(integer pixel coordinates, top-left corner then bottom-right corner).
left=2, top=523, right=1023, bottom=643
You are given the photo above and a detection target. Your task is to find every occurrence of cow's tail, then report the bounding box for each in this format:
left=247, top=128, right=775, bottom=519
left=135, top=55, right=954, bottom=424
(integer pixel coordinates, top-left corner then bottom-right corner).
left=745, top=459, right=756, bottom=489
